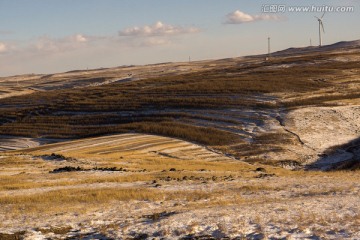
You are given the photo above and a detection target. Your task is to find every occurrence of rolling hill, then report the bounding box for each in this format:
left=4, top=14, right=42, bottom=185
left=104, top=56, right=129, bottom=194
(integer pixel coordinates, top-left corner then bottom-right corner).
left=0, top=40, right=359, bottom=239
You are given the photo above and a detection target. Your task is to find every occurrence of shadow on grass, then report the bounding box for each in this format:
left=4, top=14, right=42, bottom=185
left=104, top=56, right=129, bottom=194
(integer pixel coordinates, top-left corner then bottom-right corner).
left=0, top=232, right=25, bottom=240
left=306, top=137, right=360, bottom=171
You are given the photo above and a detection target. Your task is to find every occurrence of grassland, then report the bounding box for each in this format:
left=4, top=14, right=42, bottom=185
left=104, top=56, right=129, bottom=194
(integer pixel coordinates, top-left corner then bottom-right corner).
left=0, top=48, right=359, bottom=165
left=0, top=134, right=359, bottom=239
left=0, top=44, right=360, bottom=238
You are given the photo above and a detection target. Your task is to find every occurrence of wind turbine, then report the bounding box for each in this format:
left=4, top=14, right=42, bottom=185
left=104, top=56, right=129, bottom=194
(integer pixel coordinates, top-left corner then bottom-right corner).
left=315, top=12, right=326, bottom=47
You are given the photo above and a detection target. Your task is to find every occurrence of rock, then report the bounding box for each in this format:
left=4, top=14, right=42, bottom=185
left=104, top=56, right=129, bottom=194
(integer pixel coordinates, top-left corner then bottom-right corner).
left=255, top=167, right=266, bottom=172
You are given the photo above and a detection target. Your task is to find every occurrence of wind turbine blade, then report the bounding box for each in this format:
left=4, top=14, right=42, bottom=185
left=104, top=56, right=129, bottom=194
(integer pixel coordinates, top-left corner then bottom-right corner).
left=321, top=21, right=325, bottom=33
left=321, top=12, right=326, bottom=19
left=314, top=16, right=320, bottom=20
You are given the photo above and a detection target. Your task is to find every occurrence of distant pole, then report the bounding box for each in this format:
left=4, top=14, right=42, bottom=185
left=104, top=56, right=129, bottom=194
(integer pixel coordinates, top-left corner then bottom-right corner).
left=189, top=56, right=191, bottom=63
left=267, top=37, right=271, bottom=60
left=310, top=38, right=312, bottom=46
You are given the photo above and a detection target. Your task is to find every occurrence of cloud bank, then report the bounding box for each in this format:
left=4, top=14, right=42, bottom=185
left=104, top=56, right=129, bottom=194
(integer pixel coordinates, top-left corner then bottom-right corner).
left=119, top=21, right=200, bottom=37
left=2, top=21, right=199, bottom=56
left=225, top=10, right=282, bottom=24
left=33, top=34, right=100, bottom=53
left=1, top=21, right=201, bottom=76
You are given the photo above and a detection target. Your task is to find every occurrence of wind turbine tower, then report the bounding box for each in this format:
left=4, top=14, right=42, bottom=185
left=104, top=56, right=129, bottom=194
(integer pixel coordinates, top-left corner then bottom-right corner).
left=315, top=12, right=326, bottom=47
left=266, top=37, right=271, bottom=61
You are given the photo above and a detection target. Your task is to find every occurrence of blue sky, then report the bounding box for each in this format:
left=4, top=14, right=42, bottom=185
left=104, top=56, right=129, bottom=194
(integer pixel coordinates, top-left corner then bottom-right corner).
left=0, top=0, right=359, bottom=76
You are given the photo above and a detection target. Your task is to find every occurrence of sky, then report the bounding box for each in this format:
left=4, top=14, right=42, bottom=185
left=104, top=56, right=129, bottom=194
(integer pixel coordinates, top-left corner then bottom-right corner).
left=0, top=0, right=359, bottom=77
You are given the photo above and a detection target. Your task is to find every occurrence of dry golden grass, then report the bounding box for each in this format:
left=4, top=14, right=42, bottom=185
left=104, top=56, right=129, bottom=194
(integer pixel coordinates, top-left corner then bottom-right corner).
left=0, top=186, right=215, bottom=215
left=0, top=138, right=270, bottom=219
left=1, top=150, right=357, bottom=192
left=1, top=49, right=360, bottom=238
left=1, top=134, right=359, bottom=230
left=1, top=50, right=358, bottom=148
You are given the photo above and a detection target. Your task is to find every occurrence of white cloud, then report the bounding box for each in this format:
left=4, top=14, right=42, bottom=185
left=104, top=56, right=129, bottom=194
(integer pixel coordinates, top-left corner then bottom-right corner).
left=0, top=42, right=7, bottom=53
left=34, top=34, right=92, bottom=52
left=74, top=34, right=88, bottom=43
left=119, top=21, right=200, bottom=37
left=225, top=10, right=282, bottom=24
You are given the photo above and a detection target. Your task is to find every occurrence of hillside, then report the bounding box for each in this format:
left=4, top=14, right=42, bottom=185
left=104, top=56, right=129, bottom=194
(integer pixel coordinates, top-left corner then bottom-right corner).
left=0, top=41, right=360, bottom=239
left=0, top=41, right=359, bottom=169
left=260, top=39, right=360, bottom=57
